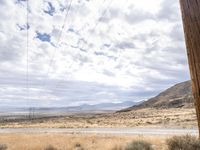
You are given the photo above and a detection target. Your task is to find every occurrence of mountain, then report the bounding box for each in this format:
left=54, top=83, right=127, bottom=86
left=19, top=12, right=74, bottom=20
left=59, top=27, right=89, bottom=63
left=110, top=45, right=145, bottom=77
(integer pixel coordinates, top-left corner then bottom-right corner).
left=119, top=80, right=194, bottom=112
left=0, top=101, right=140, bottom=114
left=75, top=101, right=142, bottom=111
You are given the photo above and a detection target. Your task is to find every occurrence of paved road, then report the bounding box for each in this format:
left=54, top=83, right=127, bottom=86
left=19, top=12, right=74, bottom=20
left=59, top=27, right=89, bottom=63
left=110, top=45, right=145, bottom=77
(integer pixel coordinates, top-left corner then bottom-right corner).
left=0, top=128, right=198, bottom=136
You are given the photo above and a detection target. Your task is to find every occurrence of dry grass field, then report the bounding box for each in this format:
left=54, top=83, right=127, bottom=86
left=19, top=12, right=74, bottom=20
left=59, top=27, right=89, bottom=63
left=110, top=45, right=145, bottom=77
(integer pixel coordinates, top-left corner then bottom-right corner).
left=0, top=108, right=197, bottom=129
left=0, top=108, right=198, bottom=150
left=0, top=133, right=168, bottom=150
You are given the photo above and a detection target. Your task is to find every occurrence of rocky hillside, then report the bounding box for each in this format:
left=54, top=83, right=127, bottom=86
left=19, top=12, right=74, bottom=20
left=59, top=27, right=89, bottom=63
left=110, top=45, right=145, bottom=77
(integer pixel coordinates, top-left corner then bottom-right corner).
left=119, top=81, right=194, bottom=112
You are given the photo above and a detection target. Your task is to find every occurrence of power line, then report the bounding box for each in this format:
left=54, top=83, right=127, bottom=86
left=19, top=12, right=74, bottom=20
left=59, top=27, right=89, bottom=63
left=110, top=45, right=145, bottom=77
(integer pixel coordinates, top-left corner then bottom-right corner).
left=46, top=0, right=114, bottom=91
left=44, top=0, right=111, bottom=81
left=77, top=0, right=107, bottom=33
left=76, top=0, right=113, bottom=54
left=43, top=0, right=73, bottom=86
left=38, top=0, right=113, bottom=99
left=91, top=0, right=113, bottom=34
left=26, top=0, right=29, bottom=106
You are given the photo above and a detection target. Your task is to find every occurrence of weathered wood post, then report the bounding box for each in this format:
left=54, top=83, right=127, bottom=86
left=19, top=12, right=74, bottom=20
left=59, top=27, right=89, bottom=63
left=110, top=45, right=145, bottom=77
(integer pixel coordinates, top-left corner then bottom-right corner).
left=180, top=0, right=200, bottom=137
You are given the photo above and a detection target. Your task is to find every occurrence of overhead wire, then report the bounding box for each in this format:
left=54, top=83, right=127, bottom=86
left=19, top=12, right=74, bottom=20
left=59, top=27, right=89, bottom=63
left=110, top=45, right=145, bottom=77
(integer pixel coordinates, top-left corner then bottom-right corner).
left=91, top=0, right=113, bottom=35
left=19, top=0, right=114, bottom=107
left=48, top=0, right=114, bottom=92
left=37, top=0, right=113, bottom=98
left=26, top=0, right=29, bottom=106
left=42, top=0, right=73, bottom=87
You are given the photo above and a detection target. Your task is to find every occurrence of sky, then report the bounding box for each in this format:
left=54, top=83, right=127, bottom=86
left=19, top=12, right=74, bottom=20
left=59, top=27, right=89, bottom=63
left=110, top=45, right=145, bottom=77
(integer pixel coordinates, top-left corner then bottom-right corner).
left=0, top=0, right=190, bottom=107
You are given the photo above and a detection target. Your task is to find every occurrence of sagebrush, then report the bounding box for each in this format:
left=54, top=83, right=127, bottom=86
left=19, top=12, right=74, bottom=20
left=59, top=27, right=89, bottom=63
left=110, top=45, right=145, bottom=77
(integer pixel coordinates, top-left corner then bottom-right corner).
left=0, top=144, right=7, bottom=150
left=125, top=140, right=154, bottom=150
left=44, top=145, right=58, bottom=150
left=166, top=135, right=200, bottom=150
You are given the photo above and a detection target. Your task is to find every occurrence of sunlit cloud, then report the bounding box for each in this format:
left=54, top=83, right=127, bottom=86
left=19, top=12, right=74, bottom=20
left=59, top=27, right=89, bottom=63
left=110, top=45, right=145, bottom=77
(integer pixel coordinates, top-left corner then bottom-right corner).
left=0, top=0, right=190, bottom=107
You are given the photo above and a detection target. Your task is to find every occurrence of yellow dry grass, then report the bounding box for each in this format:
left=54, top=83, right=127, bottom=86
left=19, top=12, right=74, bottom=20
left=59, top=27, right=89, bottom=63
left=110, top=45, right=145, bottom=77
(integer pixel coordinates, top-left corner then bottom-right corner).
left=0, top=133, right=168, bottom=150
left=0, top=108, right=197, bottom=150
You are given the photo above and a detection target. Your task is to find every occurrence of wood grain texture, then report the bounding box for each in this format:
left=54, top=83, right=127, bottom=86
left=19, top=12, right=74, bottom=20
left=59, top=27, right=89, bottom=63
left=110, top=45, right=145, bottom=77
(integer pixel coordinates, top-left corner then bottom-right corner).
left=180, top=0, right=200, bottom=137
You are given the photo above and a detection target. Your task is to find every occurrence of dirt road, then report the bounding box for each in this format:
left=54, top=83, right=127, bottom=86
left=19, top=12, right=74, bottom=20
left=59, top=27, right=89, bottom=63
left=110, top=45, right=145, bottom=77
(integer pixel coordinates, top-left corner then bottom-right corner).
left=0, top=128, right=197, bottom=136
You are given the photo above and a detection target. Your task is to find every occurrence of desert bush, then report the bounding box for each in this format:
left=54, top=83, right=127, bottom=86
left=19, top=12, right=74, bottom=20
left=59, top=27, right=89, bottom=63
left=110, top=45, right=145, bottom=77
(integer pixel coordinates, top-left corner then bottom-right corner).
left=111, top=145, right=123, bottom=150
left=0, top=144, right=7, bottom=150
left=124, top=140, right=154, bottom=150
left=166, top=135, right=200, bottom=150
left=74, top=142, right=84, bottom=150
left=44, top=145, right=58, bottom=150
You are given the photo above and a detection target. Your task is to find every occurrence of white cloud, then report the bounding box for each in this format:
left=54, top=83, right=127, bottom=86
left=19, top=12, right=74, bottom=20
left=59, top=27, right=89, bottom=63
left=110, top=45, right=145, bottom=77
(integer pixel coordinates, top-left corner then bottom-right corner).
left=0, top=0, right=190, bottom=107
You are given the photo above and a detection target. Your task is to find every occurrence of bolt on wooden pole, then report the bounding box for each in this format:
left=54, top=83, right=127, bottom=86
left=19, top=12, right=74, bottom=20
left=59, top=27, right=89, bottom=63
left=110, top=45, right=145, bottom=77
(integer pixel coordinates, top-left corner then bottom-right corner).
left=180, top=0, right=200, bottom=137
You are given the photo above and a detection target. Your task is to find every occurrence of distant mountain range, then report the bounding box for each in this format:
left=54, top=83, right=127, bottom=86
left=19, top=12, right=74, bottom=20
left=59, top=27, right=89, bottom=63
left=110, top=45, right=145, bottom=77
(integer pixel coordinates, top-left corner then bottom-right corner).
left=70, top=101, right=142, bottom=111
left=2, top=81, right=193, bottom=114
left=119, top=80, right=194, bottom=112
left=0, top=101, right=141, bottom=114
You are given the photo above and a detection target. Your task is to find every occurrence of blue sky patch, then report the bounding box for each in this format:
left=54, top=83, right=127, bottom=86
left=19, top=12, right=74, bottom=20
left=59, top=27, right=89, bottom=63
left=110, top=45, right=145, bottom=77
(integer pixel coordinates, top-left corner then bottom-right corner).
left=36, top=31, right=51, bottom=42
left=68, top=28, right=80, bottom=35
left=44, top=2, right=55, bottom=16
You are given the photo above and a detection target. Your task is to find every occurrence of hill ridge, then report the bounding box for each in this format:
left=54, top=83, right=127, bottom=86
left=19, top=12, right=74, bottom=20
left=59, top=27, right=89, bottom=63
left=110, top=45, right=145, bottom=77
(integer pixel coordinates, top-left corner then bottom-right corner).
left=118, top=80, right=194, bottom=112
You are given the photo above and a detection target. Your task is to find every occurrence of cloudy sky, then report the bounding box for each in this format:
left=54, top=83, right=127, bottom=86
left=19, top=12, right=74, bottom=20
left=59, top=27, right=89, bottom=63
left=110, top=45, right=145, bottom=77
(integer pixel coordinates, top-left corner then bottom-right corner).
left=0, top=0, right=190, bottom=107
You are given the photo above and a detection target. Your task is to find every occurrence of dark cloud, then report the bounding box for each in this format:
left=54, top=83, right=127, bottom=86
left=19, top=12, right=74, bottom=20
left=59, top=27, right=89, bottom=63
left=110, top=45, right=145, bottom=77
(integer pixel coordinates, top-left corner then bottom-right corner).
left=125, top=8, right=155, bottom=24
left=157, top=0, right=180, bottom=21
left=94, top=52, right=117, bottom=60
left=133, top=31, right=159, bottom=43
left=17, top=23, right=30, bottom=31
left=69, top=0, right=90, bottom=17
left=94, top=52, right=105, bottom=56
left=99, top=6, right=155, bottom=24
left=0, top=36, right=24, bottom=62
left=102, top=69, right=115, bottom=77
left=71, top=53, right=91, bottom=64
left=98, top=7, right=120, bottom=23
left=0, top=70, right=153, bottom=107
left=100, top=0, right=181, bottom=24
left=103, top=44, right=111, bottom=48
left=15, top=0, right=27, bottom=5
left=115, top=41, right=136, bottom=49
left=68, top=28, right=75, bottom=33
left=169, top=24, right=185, bottom=42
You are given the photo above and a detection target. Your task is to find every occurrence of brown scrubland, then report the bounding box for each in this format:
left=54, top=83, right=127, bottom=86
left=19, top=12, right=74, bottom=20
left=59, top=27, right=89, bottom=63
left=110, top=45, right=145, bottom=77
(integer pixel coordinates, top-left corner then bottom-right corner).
left=0, top=108, right=197, bottom=129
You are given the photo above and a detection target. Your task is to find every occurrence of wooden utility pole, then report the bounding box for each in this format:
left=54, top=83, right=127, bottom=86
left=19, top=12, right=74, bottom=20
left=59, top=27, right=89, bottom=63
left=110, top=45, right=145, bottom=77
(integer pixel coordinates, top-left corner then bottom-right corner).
left=180, top=0, right=200, bottom=137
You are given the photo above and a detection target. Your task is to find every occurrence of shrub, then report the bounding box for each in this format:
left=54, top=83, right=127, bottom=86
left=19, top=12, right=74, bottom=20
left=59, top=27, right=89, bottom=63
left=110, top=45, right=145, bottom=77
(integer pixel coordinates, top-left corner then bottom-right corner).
left=111, top=145, right=123, bottom=150
left=74, top=142, right=84, bottom=150
left=166, top=135, right=200, bottom=150
left=125, top=140, right=154, bottom=150
left=0, top=144, right=7, bottom=150
left=75, top=143, right=81, bottom=147
left=44, top=145, right=58, bottom=150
